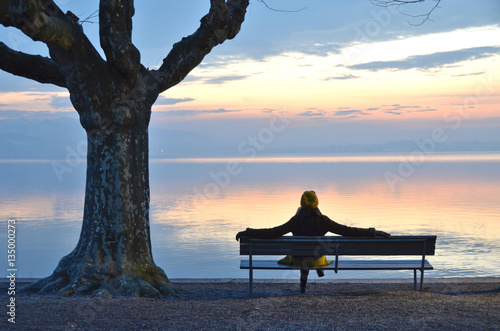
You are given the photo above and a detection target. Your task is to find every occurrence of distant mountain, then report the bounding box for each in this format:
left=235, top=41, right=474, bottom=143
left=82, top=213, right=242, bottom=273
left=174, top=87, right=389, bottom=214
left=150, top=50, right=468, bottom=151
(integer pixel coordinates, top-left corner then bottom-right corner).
left=265, top=140, right=500, bottom=155
left=0, top=117, right=498, bottom=159
left=149, top=127, right=232, bottom=157
left=0, top=117, right=233, bottom=158
left=0, top=117, right=85, bottom=158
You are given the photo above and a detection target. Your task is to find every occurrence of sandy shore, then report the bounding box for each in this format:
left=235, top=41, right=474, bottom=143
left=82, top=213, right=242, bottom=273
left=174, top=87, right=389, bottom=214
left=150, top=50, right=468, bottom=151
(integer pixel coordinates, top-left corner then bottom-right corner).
left=1, top=278, right=499, bottom=330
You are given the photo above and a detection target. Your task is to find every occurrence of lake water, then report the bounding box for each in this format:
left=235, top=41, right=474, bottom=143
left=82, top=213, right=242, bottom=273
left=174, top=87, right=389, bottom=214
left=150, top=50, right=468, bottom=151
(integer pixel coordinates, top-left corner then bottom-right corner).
left=1, top=153, right=499, bottom=280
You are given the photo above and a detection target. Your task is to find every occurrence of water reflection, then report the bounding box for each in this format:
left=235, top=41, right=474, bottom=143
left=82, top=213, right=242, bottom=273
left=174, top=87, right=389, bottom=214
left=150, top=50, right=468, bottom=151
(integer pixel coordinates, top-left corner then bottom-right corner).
left=1, top=154, right=499, bottom=279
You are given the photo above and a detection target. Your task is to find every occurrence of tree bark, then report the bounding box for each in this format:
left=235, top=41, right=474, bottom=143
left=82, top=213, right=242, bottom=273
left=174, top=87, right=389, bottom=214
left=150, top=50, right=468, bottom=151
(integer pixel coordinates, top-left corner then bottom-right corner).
left=5, top=0, right=250, bottom=298
left=23, top=101, right=178, bottom=298
left=8, top=0, right=74, bottom=49
left=0, top=42, right=66, bottom=86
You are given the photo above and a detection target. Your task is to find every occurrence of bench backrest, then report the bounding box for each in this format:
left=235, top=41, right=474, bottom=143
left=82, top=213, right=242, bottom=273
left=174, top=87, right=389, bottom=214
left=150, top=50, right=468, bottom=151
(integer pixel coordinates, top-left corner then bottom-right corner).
left=240, top=236, right=436, bottom=257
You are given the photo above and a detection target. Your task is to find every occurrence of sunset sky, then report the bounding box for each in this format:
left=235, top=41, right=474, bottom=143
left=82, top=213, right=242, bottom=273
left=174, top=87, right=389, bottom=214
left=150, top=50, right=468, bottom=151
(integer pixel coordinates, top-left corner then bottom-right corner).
left=1, top=1, right=500, bottom=281
left=1, top=0, right=499, bottom=150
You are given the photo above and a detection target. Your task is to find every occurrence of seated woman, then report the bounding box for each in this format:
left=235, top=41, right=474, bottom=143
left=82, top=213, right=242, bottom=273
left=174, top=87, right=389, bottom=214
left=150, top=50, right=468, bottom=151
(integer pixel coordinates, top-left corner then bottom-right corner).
left=236, top=190, right=390, bottom=293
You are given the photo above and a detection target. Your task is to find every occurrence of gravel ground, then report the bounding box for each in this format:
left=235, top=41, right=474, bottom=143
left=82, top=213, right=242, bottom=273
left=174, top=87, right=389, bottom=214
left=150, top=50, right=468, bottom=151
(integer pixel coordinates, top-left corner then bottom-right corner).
left=1, top=278, right=499, bottom=330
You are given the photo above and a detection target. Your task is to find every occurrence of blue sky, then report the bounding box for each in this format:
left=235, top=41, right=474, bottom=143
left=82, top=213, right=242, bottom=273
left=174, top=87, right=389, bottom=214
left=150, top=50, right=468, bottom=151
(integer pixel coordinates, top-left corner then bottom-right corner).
left=1, top=0, right=499, bottom=152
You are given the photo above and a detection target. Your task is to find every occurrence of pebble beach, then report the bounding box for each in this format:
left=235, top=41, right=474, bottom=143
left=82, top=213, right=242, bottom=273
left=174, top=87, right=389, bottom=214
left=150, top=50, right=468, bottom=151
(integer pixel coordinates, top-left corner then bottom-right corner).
left=2, top=278, right=499, bottom=330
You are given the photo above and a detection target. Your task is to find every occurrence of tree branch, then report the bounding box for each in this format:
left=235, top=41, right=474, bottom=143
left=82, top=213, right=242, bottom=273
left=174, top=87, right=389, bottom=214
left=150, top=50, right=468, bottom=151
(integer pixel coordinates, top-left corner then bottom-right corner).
left=370, top=0, right=441, bottom=25
left=257, top=0, right=306, bottom=13
left=99, top=0, right=140, bottom=83
left=153, top=0, right=249, bottom=93
left=7, top=0, right=74, bottom=50
left=0, top=41, right=66, bottom=87
left=0, top=0, right=10, bottom=22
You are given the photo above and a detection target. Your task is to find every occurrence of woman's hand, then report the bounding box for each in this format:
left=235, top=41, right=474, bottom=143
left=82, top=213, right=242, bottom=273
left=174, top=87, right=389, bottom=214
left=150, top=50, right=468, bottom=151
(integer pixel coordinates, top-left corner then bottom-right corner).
left=376, top=230, right=391, bottom=238
left=236, top=229, right=250, bottom=241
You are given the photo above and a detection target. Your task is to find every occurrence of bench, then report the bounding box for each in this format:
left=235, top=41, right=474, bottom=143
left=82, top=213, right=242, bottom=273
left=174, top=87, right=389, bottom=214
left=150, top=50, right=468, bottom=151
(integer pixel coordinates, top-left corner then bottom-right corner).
left=240, top=235, right=436, bottom=294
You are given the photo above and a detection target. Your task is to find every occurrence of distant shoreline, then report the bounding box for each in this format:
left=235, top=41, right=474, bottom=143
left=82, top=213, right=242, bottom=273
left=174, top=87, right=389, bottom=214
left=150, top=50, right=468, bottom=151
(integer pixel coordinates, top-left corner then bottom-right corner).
left=1, top=151, right=500, bottom=164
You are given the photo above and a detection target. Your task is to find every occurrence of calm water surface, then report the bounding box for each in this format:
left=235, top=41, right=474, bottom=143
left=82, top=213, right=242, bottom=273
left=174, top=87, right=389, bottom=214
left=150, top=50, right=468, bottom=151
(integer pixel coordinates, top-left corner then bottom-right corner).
left=1, top=153, right=499, bottom=280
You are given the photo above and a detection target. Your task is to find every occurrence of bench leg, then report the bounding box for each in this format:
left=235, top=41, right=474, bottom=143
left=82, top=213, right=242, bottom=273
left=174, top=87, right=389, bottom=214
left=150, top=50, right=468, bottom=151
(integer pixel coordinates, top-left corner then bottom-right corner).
left=300, top=269, right=309, bottom=293
left=249, top=268, right=253, bottom=295
left=413, top=269, right=425, bottom=292
left=420, top=269, right=424, bottom=292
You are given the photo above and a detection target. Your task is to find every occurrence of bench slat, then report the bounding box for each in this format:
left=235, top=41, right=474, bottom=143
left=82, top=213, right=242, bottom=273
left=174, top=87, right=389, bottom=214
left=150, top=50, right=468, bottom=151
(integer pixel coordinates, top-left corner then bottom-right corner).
left=240, top=259, right=434, bottom=270
left=240, top=236, right=436, bottom=256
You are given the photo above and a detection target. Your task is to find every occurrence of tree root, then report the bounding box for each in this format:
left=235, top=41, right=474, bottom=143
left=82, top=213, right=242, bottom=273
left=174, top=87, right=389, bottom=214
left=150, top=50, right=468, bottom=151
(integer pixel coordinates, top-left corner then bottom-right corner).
left=20, top=264, right=181, bottom=298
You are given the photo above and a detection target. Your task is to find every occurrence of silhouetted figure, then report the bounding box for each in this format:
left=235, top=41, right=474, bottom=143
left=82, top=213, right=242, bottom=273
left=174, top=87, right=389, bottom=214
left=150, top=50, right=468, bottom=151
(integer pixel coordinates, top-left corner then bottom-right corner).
left=236, top=190, right=390, bottom=293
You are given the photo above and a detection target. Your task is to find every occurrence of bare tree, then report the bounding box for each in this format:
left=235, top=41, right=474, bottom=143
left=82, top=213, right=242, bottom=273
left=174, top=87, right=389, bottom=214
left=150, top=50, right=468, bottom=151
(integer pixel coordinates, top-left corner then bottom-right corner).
left=0, top=0, right=435, bottom=297
left=1, top=0, right=249, bottom=298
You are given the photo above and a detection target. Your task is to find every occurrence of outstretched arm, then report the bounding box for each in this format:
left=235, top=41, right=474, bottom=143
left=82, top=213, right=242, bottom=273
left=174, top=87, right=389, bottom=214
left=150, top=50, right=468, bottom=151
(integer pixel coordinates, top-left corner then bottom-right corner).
left=324, top=216, right=390, bottom=237
left=236, top=219, right=293, bottom=240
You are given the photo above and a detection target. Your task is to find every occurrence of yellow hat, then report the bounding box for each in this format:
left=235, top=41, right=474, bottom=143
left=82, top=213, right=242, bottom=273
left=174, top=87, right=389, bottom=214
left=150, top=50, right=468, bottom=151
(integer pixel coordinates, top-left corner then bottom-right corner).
left=300, top=191, right=319, bottom=209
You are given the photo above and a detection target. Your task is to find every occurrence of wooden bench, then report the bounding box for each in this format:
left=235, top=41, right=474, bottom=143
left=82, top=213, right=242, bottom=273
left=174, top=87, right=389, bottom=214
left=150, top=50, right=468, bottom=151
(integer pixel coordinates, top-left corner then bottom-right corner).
left=240, top=235, right=436, bottom=294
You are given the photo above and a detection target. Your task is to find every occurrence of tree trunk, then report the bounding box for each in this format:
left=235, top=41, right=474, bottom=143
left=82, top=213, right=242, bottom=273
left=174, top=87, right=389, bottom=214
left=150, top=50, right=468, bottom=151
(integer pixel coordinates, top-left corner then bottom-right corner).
left=23, top=105, right=178, bottom=298
left=9, top=0, right=251, bottom=298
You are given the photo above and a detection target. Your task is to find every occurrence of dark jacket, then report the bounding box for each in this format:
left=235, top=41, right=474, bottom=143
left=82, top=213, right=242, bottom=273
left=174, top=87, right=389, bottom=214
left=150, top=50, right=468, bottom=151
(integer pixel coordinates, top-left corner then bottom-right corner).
left=245, top=208, right=377, bottom=239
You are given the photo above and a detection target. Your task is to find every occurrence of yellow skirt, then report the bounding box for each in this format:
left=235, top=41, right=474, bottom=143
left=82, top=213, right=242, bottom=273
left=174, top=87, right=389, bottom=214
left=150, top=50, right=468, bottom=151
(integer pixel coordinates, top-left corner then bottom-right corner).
left=277, top=255, right=332, bottom=268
